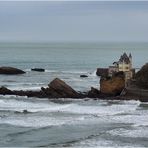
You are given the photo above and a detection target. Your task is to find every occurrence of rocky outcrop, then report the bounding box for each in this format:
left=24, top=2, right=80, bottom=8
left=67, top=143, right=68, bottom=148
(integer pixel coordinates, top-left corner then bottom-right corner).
left=0, top=67, right=25, bottom=75
left=100, top=72, right=125, bottom=96
left=31, top=68, right=45, bottom=72
left=0, top=86, right=13, bottom=95
left=87, top=87, right=100, bottom=98
left=42, top=78, right=80, bottom=98
left=135, top=63, right=148, bottom=89
left=0, top=78, right=80, bottom=98
left=96, top=68, right=108, bottom=77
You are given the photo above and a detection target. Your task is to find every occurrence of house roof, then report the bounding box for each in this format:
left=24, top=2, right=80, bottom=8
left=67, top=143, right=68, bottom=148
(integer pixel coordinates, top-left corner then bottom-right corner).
left=119, top=52, right=130, bottom=64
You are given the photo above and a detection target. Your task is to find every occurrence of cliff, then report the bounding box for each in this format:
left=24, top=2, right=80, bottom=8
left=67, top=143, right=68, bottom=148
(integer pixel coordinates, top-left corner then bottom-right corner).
left=135, top=63, right=148, bottom=89
left=100, top=72, right=125, bottom=96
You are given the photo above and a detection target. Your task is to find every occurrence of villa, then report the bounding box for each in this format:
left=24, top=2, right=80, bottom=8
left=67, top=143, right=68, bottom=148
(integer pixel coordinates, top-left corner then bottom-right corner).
left=108, top=53, right=135, bottom=81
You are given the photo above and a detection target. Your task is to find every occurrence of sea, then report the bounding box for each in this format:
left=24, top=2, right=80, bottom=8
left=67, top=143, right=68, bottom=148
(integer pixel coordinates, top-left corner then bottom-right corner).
left=0, top=42, right=148, bottom=147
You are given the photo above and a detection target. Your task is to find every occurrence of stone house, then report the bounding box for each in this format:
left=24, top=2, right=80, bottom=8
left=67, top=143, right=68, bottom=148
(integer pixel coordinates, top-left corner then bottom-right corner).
left=108, top=53, right=133, bottom=80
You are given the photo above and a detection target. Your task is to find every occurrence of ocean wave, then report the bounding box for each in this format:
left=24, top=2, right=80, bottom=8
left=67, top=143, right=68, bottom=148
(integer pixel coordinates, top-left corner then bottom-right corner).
left=59, top=103, right=139, bottom=116
left=0, top=99, right=140, bottom=114
left=0, top=98, right=73, bottom=113
left=0, top=113, right=87, bottom=127
left=0, top=99, right=143, bottom=128
left=108, top=126, right=148, bottom=138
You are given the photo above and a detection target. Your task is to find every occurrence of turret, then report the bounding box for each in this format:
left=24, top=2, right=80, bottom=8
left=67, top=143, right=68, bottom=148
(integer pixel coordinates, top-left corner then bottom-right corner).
left=129, top=53, right=132, bottom=69
left=129, top=53, right=132, bottom=60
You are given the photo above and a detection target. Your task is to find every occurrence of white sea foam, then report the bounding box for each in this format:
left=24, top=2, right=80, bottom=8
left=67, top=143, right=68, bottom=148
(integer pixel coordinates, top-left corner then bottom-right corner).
left=108, top=127, right=148, bottom=138
left=0, top=98, right=144, bottom=128
left=88, top=70, right=97, bottom=77
left=0, top=110, right=87, bottom=127
left=59, top=101, right=139, bottom=116
left=0, top=99, right=140, bottom=114
left=10, top=86, right=42, bottom=91
left=45, top=70, right=59, bottom=73
left=0, top=98, right=72, bottom=113
left=5, top=82, right=46, bottom=91
left=0, top=116, right=69, bottom=127
left=112, top=113, right=148, bottom=127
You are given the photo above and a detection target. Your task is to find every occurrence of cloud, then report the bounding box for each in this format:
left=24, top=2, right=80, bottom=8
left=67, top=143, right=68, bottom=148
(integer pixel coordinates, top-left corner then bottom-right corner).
left=0, top=1, right=148, bottom=42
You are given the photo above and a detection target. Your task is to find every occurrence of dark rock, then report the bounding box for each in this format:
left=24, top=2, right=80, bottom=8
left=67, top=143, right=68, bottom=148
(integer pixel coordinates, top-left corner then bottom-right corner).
left=135, top=63, right=148, bottom=89
left=80, top=75, right=88, bottom=78
left=0, top=67, right=25, bottom=75
left=31, top=68, right=45, bottom=72
left=47, top=78, right=79, bottom=98
left=96, top=68, right=108, bottom=77
left=23, top=110, right=29, bottom=114
left=13, top=90, right=44, bottom=98
left=0, top=86, right=13, bottom=95
left=0, top=78, right=80, bottom=98
left=87, top=87, right=100, bottom=98
left=100, top=72, right=125, bottom=96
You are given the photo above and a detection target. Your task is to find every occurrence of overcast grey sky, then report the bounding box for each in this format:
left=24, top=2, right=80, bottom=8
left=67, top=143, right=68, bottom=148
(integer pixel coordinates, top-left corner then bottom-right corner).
left=0, top=1, right=148, bottom=42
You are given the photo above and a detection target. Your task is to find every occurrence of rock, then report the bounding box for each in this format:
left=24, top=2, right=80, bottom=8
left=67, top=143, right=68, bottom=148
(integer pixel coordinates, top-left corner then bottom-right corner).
left=100, top=72, right=125, bottom=96
left=0, top=78, right=80, bottom=98
left=0, top=86, right=13, bottom=95
left=87, top=87, right=100, bottom=98
left=23, top=110, right=30, bottom=114
left=96, top=68, right=108, bottom=77
left=80, top=75, right=88, bottom=78
left=0, top=67, right=25, bottom=75
left=46, top=78, right=79, bottom=98
left=31, top=68, right=45, bottom=72
left=135, top=63, right=148, bottom=89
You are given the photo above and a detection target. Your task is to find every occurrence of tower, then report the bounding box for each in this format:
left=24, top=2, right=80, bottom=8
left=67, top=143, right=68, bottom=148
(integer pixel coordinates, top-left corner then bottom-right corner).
left=129, top=53, right=132, bottom=70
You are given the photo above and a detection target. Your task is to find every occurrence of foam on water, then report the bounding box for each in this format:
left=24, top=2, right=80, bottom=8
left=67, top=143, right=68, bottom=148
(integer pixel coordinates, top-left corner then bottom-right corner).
left=108, top=127, right=148, bottom=138
left=0, top=115, right=86, bottom=127
left=0, top=98, right=143, bottom=129
left=0, top=98, right=72, bottom=113
left=59, top=100, right=140, bottom=116
left=0, top=98, right=140, bottom=114
left=3, top=82, right=46, bottom=91
left=88, top=70, right=97, bottom=77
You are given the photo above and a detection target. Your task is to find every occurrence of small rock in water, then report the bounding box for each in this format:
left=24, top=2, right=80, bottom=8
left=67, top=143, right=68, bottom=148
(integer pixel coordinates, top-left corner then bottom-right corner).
left=31, top=68, right=45, bottom=72
left=23, top=110, right=29, bottom=114
left=80, top=75, right=88, bottom=78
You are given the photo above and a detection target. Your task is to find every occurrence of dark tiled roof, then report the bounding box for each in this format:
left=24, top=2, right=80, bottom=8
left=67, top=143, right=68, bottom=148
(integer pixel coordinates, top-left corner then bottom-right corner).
left=119, top=52, right=130, bottom=64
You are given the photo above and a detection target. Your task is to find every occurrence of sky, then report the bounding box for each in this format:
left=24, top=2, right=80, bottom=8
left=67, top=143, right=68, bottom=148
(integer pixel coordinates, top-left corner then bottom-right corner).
left=0, top=1, right=148, bottom=42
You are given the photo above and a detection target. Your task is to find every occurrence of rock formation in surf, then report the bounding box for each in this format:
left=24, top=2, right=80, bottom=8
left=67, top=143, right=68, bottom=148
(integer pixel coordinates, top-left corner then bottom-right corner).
left=0, top=67, right=25, bottom=75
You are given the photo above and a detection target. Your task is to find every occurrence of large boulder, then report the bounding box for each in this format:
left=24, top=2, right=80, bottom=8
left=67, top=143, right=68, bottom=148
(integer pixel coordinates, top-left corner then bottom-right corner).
left=42, top=78, right=79, bottom=98
left=0, top=67, right=25, bottom=75
left=100, top=72, right=125, bottom=96
left=135, top=63, right=148, bottom=89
